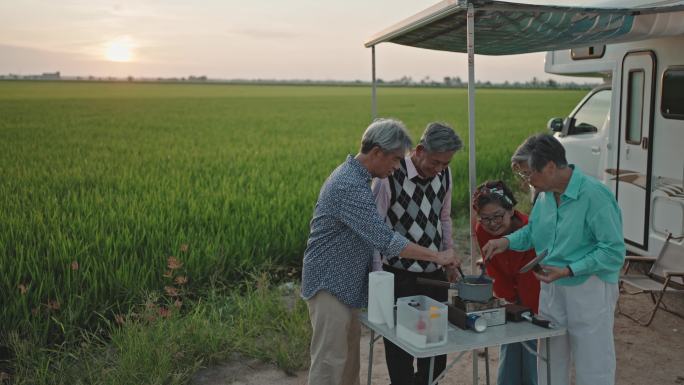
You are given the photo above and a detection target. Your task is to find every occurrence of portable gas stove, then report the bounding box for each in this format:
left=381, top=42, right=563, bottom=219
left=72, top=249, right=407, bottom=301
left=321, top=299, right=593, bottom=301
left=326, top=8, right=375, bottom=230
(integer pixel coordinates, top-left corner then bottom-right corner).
left=452, top=296, right=506, bottom=327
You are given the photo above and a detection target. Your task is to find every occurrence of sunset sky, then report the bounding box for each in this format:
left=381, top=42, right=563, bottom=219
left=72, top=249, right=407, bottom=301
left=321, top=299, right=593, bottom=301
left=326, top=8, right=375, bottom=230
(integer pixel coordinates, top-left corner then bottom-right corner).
left=0, top=0, right=603, bottom=83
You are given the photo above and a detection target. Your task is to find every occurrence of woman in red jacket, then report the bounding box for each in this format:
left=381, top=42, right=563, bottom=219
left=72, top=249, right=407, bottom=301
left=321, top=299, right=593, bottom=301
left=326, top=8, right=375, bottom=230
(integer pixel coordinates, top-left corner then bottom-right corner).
left=473, top=180, right=540, bottom=385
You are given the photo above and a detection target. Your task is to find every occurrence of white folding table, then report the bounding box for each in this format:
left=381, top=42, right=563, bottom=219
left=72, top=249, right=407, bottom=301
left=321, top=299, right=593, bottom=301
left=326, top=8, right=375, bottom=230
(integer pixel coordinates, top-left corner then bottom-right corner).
left=361, top=313, right=566, bottom=385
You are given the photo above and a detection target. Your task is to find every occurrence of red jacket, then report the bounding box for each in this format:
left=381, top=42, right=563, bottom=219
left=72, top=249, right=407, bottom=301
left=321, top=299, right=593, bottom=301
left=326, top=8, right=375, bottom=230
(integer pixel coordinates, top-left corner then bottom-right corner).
left=475, top=211, right=540, bottom=314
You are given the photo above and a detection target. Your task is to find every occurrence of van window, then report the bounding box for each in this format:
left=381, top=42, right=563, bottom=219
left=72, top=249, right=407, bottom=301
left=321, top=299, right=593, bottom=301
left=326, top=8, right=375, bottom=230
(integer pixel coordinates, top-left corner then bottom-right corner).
left=571, top=45, right=606, bottom=60
left=626, top=70, right=645, bottom=145
left=571, top=89, right=611, bottom=135
left=662, top=68, right=684, bottom=120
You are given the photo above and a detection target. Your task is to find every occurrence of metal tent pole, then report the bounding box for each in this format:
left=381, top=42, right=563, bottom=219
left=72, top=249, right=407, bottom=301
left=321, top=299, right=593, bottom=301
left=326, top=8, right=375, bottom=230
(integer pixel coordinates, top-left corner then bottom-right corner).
left=371, top=45, right=377, bottom=120
left=467, top=4, right=482, bottom=377
left=467, top=2, right=479, bottom=274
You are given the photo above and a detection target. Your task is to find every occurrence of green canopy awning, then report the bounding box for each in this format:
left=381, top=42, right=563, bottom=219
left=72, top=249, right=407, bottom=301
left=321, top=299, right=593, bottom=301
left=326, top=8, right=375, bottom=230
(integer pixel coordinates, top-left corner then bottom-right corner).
left=365, top=0, right=684, bottom=55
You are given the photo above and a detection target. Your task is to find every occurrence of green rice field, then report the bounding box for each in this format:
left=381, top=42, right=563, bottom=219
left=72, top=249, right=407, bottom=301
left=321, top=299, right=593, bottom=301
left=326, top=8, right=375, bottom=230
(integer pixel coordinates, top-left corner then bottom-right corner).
left=0, top=81, right=586, bottom=343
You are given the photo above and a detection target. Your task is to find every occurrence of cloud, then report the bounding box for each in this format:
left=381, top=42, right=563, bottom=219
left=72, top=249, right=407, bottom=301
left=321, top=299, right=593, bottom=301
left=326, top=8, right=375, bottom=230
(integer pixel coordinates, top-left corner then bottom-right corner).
left=0, top=44, right=144, bottom=77
left=228, top=27, right=303, bottom=40
left=0, top=45, right=85, bottom=73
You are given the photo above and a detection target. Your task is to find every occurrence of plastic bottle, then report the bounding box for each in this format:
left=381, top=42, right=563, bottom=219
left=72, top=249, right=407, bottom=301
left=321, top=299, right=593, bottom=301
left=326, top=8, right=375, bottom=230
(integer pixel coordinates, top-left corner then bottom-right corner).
left=416, top=314, right=426, bottom=334
left=427, top=306, right=442, bottom=343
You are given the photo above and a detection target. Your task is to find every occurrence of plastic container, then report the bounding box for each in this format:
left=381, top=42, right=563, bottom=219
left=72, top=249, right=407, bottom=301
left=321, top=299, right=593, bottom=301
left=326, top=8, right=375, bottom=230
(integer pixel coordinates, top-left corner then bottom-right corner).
left=396, top=295, right=448, bottom=348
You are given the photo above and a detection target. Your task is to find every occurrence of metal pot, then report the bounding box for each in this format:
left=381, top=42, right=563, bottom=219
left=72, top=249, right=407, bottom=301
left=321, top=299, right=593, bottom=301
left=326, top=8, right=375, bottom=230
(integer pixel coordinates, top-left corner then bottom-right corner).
left=416, top=276, right=493, bottom=303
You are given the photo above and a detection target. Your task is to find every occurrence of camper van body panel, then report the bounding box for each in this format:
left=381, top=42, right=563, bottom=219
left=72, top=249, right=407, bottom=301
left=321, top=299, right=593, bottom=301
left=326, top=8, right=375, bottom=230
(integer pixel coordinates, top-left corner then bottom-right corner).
left=546, top=34, right=684, bottom=256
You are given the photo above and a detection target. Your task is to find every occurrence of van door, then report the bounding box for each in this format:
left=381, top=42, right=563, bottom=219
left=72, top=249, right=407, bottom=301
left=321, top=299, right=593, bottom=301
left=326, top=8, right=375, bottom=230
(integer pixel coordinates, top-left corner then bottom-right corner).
left=617, top=51, right=655, bottom=250
left=558, top=87, right=611, bottom=179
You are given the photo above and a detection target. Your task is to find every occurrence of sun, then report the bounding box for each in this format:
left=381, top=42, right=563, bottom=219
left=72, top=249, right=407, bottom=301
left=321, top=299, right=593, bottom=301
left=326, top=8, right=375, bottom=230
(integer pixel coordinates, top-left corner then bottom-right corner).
left=105, top=37, right=135, bottom=62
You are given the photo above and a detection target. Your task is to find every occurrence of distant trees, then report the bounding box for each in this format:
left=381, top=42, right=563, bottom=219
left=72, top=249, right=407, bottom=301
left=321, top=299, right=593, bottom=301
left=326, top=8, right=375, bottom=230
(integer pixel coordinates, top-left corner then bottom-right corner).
left=0, top=72, right=597, bottom=89
left=422, top=75, right=597, bottom=89
left=443, top=76, right=464, bottom=87
left=369, top=74, right=595, bottom=89
left=0, top=71, right=60, bottom=80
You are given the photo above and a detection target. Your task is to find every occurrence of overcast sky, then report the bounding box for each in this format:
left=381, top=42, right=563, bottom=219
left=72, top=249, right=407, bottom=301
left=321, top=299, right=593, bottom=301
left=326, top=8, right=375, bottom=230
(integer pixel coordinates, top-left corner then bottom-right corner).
left=0, top=0, right=606, bottom=83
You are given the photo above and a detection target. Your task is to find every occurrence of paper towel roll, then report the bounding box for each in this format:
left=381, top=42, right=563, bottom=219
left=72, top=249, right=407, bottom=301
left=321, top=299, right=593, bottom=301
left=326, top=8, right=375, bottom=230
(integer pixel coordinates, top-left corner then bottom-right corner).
left=368, top=271, right=395, bottom=328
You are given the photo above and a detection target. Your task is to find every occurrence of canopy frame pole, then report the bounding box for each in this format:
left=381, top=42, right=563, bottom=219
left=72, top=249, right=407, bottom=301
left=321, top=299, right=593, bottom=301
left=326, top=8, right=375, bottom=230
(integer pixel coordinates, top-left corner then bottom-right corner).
left=371, top=45, right=377, bottom=120
left=467, top=2, right=479, bottom=274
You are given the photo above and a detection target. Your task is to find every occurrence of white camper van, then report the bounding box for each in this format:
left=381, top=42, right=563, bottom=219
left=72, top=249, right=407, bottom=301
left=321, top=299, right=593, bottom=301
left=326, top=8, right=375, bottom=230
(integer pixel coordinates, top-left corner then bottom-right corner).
left=365, top=0, right=684, bottom=258
left=544, top=16, right=684, bottom=256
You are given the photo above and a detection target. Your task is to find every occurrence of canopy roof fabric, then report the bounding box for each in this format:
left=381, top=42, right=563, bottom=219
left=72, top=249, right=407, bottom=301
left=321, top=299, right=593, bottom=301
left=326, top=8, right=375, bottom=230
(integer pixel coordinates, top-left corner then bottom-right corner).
left=365, top=0, right=684, bottom=55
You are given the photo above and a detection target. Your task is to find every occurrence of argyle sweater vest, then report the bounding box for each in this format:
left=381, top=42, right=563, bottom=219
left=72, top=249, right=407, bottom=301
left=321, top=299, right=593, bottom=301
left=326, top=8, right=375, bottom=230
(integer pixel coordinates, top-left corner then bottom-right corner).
left=384, top=159, right=450, bottom=273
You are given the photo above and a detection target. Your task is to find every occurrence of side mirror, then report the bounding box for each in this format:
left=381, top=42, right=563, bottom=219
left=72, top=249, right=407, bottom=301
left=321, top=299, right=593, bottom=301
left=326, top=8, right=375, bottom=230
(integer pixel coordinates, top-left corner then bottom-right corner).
left=572, top=123, right=598, bottom=134
left=547, top=117, right=564, bottom=132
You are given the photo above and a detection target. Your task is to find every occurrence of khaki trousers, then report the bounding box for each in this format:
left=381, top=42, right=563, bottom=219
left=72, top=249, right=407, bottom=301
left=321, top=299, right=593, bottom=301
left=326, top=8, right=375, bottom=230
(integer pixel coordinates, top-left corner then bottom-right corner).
left=307, top=290, right=361, bottom=385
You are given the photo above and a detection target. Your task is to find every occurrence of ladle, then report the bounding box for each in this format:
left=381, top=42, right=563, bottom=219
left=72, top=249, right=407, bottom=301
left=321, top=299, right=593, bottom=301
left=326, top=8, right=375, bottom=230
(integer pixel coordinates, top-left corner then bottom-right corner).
left=475, top=258, right=488, bottom=284
left=456, top=265, right=466, bottom=279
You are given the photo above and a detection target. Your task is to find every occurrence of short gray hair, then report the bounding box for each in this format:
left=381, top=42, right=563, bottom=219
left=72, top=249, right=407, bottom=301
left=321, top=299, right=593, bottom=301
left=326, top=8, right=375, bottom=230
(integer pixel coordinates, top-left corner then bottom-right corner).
left=419, top=122, right=463, bottom=153
left=511, top=133, right=568, bottom=171
left=360, top=118, right=412, bottom=154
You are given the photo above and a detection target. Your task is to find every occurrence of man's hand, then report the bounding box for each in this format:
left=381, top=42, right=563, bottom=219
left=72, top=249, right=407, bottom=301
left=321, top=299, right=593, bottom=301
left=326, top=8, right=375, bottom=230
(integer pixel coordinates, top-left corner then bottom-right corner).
left=436, top=249, right=460, bottom=268
left=445, top=263, right=462, bottom=283
left=534, top=265, right=571, bottom=283
left=481, top=238, right=509, bottom=260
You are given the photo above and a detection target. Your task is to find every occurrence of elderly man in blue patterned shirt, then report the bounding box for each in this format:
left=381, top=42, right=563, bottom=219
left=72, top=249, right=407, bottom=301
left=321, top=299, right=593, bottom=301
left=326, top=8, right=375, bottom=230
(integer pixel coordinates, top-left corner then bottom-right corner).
left=302, top=118, right=459, bottom=385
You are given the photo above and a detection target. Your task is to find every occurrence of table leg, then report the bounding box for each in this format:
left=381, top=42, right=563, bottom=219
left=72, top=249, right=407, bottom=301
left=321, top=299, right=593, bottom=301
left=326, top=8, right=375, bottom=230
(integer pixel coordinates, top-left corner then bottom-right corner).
left=472, top=350, right=478, bottom=384
left=520, top=340, right=537, bottom=356
left=546, top=337, right=551, bottom=385
left=428, top=356, right=435, bottom=385
left=440, top=351, right=467, bottom=381
left=367, top=330, right=375, bottom=385
left=484, top=347, right=490, bottom=385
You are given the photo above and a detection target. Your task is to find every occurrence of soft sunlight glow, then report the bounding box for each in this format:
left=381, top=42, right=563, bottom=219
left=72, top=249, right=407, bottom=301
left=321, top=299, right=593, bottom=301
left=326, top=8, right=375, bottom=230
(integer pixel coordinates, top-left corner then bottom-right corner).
left=105, top=37, right=134, bottom=62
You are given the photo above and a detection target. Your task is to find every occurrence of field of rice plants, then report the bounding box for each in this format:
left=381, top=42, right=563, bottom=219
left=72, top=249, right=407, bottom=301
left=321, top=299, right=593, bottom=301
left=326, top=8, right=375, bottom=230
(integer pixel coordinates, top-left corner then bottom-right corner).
left=0, top=81, right=585, bottom=344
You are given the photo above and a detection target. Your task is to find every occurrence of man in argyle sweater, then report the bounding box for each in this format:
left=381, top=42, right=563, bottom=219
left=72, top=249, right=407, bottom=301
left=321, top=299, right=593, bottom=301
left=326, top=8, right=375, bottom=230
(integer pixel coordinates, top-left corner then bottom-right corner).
left=372, top=122, right=463, bottom=385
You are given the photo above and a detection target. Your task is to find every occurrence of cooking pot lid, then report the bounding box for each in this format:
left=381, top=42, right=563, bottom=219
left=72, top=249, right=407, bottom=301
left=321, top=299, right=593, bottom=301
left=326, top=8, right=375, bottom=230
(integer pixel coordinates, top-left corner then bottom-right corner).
left=519, top=249, right=548, bottom=273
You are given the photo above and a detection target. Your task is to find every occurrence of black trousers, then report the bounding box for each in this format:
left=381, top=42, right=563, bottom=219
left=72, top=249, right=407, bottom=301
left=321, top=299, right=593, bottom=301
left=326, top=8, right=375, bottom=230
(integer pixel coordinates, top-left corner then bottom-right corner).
left=382, top=264, right=449, bottom=385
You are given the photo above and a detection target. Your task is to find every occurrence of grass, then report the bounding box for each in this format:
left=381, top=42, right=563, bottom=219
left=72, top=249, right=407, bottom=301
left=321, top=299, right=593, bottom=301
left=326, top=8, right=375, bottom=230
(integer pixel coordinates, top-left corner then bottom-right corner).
left=5, top=275, right=310, bottom=385
left=0, top=81, right=586, bottom=381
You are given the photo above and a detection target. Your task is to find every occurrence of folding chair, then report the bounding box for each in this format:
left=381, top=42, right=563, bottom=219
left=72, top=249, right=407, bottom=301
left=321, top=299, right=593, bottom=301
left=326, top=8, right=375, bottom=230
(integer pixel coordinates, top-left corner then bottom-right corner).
left=619, top=232, right=684, bottom=326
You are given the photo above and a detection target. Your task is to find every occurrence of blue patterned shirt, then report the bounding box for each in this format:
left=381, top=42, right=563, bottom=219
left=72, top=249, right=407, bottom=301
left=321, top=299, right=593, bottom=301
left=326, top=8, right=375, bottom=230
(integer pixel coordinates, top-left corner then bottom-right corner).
left=301, top=155, right=410, bottom=308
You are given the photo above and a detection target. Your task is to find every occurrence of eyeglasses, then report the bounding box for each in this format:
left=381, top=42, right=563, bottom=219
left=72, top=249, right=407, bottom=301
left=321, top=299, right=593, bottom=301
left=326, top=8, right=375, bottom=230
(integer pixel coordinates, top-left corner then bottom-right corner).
left=479, top=211, right=506, bottom=225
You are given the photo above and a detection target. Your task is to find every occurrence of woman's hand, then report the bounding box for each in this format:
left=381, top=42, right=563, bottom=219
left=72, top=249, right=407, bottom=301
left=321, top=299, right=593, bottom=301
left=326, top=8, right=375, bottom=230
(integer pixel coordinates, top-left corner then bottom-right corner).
left=534, top=265, right=571, bottom=283
left=481, top=238, right=509, bottom=260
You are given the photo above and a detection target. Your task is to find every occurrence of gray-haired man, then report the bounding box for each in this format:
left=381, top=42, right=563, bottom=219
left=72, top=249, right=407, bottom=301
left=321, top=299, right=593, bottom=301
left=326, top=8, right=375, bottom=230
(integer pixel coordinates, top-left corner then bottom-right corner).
left=302, top=118, right=459, bottom=385
left=372, top=122, right=463, bottom=385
